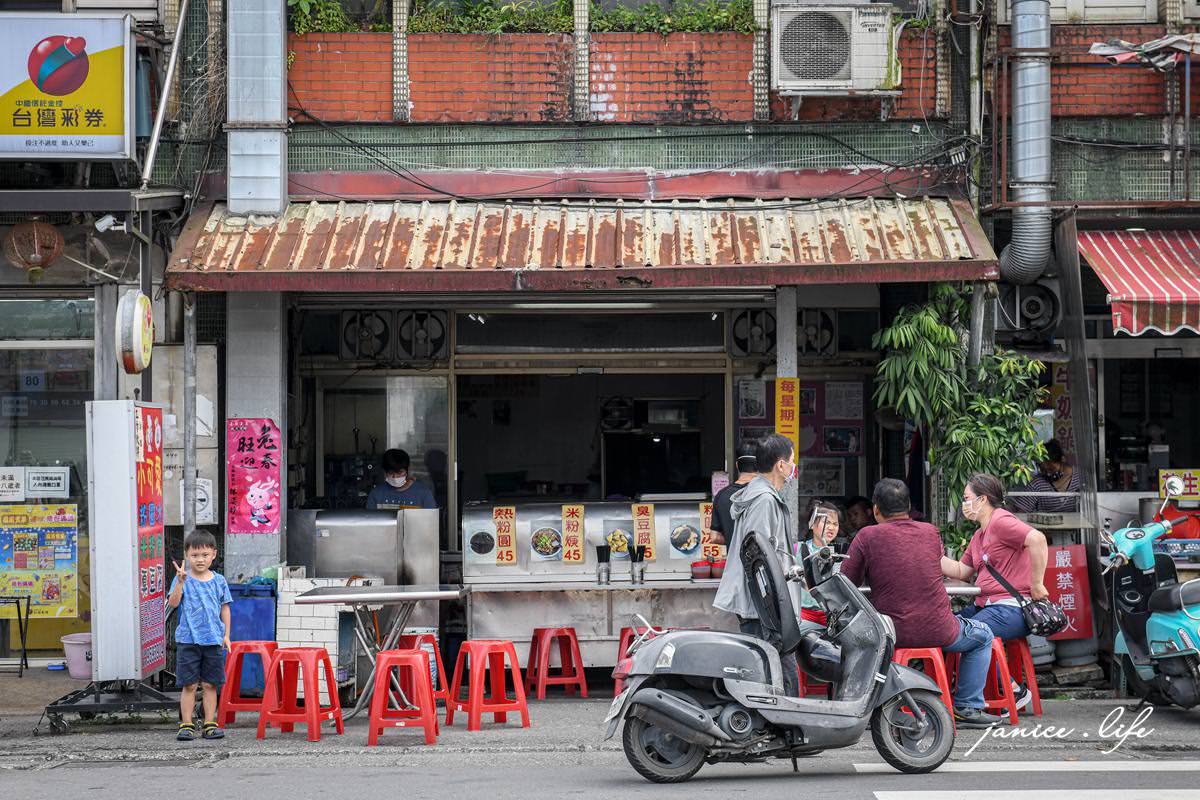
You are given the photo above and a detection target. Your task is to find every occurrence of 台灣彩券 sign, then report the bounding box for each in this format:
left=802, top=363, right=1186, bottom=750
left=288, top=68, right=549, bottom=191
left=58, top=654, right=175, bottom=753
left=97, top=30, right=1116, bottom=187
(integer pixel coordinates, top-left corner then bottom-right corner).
left=226, top=418, right=282, bottom=535
left=0, top=503, right=78, bottom=619
left=0, top=14, right=133, bottom=159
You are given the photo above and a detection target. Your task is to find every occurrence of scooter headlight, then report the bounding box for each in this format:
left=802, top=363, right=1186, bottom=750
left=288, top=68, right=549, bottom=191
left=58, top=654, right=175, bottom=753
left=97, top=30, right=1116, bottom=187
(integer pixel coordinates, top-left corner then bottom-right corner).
left=655, top=642, right=676, bottom=670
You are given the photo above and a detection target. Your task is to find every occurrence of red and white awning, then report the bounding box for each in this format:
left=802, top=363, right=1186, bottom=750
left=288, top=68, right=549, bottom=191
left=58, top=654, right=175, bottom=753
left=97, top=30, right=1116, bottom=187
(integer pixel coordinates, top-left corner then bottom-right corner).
left=1077, top=229, right=1200, bottom=336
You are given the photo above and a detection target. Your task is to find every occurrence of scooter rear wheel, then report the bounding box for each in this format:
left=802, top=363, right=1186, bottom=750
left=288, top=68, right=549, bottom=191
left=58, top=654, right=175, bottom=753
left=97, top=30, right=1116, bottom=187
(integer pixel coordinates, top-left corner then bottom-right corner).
left=870, top=689, right=954, bottom=774
left=622, top=716, right=706, bottom=784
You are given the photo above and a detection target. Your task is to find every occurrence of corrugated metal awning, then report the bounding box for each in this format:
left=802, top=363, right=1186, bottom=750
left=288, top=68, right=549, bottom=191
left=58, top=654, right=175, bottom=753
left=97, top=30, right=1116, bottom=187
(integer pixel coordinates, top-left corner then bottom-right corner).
left=1078, top=229, right=1200, bottom=336
left=166, top=197, right=997, bottom=293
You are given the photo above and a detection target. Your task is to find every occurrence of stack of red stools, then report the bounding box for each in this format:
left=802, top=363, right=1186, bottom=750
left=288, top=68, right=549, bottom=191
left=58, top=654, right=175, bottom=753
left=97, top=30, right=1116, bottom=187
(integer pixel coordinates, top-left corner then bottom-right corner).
left=525, top=627, right=588, bottom=700
left=397, top=633, right=450, bottom=705
left=218, top=640, right=277, bottom=726
left=367, top=649, right=440, bottom=746
left=256, top=646, right=345, bottom=742
left=446, top=639, right=531, bottom=731
left=997, top=637, right=1043, bottom=716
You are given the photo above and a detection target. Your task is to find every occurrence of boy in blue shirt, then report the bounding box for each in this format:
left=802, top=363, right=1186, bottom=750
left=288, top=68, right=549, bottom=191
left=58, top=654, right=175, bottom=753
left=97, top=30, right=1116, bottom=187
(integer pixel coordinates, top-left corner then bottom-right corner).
left=366, top=448, right=437, bottom=510
left=168, top=530, right=232, bottom=741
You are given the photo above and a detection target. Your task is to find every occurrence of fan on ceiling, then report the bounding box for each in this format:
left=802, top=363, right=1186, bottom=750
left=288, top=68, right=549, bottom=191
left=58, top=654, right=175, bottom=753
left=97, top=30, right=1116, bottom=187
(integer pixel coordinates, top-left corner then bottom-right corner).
left=396, top=310, right=448, bottom=361
left=798, top=309, right=837, bottom=357
left=729, top=309, right=777, bottom=357
left=340, top=310, right=394, bottom=361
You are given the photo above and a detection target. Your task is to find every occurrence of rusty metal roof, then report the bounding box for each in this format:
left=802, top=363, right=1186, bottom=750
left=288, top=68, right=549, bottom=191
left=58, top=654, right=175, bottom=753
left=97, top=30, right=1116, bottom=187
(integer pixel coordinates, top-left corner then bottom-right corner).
left=166, top=197, right=997, bottom=293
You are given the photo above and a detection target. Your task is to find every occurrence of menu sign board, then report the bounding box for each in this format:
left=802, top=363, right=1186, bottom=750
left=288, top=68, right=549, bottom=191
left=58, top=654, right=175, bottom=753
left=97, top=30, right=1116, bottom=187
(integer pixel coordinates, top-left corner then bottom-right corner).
left=699, top=502, right=725, bottom=560
left=135, top=406, right=166, bottom=674
left=493, top=506, right=517, bottom=565
left=632, top=503, right=656, bottom=562
left=561, top=504, right=585, bottom=564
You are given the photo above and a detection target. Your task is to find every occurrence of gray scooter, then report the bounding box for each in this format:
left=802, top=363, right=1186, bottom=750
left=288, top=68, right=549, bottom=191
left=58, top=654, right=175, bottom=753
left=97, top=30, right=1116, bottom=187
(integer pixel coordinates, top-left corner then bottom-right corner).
left=604, top=531, right=955, bottom=783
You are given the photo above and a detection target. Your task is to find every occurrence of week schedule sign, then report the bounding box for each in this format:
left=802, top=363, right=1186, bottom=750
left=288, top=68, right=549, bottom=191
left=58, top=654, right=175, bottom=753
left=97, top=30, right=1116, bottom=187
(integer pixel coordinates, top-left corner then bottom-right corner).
left=0, top=14, right=133, bottom=159
left=0, top=503, right=78, bottom=619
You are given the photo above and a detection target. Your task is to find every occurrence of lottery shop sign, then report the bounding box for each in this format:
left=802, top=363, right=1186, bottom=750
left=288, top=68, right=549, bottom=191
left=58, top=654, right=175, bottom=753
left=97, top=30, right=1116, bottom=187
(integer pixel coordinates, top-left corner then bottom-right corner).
left=0, top=14, right=134, bottom=159
left=136, top=405, right=166, bottom=673
left=1045, top=544, right=1094, bottom=641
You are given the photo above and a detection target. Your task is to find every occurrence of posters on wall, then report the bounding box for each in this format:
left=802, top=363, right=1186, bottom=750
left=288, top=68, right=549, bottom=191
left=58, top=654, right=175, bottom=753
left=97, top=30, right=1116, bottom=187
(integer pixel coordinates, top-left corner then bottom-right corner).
left=737, top=380, right=767, bottom=420
left=825, top=382, right=864, bottom=420
left=225, top=418, right=282, bottom=535
left=25, top=467, right=70, bottom=498
left=135, top=405, right=166, bottom=674
left=0, top=504, right=78, bottom=619
left=667, top=514, right=704, bottom=560
left=796, top=459, right=845, bottom=497
left=0, top=467, right=25, bottom=501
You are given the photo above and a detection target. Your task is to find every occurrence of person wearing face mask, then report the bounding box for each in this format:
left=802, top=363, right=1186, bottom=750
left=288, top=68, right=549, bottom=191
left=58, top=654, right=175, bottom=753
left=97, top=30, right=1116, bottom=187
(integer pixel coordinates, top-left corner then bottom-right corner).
left=707, top=442, right=757, bottom=546
left=1012, top=439, right=1081, bottom=513
left=366, top=448, right=437, bottom=510
left=713, top=433, right=800, bottom=696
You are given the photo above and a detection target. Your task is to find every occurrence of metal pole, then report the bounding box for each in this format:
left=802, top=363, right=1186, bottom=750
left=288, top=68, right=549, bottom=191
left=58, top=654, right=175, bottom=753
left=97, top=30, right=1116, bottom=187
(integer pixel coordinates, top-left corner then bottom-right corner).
left=183, top=293, right=197, bottom=539
left=94, top=283, right=119, bottom=400
left=139, top=209, right=153, bottom=402
left=775, top=287, right=799, bottom=534
left=140, top=0, right=190, bottom=189
left=968, top=281, right=986, bottom=367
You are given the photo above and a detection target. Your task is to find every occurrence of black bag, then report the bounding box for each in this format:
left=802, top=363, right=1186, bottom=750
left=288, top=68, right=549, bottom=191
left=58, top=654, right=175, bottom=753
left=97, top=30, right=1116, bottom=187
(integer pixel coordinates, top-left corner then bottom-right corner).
left=984, top=562, right=1069, bottom=637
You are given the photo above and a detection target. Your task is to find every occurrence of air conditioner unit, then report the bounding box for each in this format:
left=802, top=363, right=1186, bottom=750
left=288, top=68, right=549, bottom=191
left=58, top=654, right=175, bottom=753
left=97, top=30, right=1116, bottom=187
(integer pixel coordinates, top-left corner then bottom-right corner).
left=771, top=3, right=895, bottom=94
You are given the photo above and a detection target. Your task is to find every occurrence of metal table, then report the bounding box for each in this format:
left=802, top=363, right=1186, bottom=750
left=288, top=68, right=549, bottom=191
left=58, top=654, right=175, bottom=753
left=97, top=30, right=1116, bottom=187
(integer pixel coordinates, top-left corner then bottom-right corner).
left=295, top=584, right=466, bottom=719
left=858, top=580, right=982, bottom=598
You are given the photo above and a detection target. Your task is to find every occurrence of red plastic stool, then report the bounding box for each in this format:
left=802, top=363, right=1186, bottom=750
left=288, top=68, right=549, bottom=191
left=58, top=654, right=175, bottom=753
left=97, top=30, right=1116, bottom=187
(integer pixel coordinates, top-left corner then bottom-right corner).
left=1002, top=638, right=1043, bottom=716
left=796, top=667, right=834, bottom=699
left=981, top=637, right=1020, bottom=724
left=368, top=649, right=439, bottom=746
left=256, top=647, right=345, bottom=742
left=446, top=640, right=531, bottom=731
left=525, top=627, right=588, bottom=700
left=397, top=633, right=450, bottom=704
left=218, top=640, right=277, bottom=726
left=893, top=647, right=955, bottom=725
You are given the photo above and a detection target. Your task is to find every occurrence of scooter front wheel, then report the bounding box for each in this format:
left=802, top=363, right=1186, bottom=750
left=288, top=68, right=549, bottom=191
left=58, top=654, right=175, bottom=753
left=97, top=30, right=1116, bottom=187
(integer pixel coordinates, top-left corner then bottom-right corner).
left=870, top=689, right=954, bottom=774
left=622, top=716, right=707, bottom=784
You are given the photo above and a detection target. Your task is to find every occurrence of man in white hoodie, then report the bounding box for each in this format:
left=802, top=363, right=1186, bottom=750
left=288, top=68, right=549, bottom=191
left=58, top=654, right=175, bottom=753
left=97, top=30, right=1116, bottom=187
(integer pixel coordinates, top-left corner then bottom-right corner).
left=713, top=433, right=800, bottom=696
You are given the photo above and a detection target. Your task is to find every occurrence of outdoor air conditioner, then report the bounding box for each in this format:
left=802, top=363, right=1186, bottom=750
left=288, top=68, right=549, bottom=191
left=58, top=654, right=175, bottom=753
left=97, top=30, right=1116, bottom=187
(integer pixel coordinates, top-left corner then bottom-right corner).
left=771, top=3, right=895, bottom=94
left=994, top=278, right=1062, bottom=342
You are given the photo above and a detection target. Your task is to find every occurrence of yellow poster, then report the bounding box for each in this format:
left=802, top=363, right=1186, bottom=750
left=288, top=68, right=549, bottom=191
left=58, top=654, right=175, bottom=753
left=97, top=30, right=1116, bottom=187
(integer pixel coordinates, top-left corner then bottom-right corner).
left=493, top=506, right=517, bottom=566
left=775, top=378, right=800, bottom=456
left=0, top=15, right=131, bottom=158
left=561, top=504, right=585, bottom=564
left=699, top=502, right=725, bottom=560
left=0, top=504, right=79, bottom=619
left=631, top=503, right=656, bottom=562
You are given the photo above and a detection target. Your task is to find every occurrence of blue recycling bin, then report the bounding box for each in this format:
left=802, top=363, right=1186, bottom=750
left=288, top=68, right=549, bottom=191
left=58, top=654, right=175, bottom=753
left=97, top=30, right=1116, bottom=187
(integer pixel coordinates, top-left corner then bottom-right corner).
left=228, top=582, right=276, bottom=694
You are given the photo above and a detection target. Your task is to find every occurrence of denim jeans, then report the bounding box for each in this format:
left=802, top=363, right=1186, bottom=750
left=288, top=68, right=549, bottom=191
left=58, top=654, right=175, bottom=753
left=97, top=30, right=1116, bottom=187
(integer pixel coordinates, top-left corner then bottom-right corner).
left=959, top=602, right=1030, bottom=642
left=943, top=615, right=995, bottom=710
left=738, top=617, right=801, bottom=697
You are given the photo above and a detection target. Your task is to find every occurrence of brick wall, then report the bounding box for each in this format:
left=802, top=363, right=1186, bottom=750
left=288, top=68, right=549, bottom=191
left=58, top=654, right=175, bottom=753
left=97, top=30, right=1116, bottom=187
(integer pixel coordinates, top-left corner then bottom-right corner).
left=996, top=25, right=1168, bottom=117
left=287, top=33, right=392, bottom=123
left=589, top=33, right=753, bottom=123
left=276, top=577, right=348, bottom=704
left=408, top=34, right=573, bottom=123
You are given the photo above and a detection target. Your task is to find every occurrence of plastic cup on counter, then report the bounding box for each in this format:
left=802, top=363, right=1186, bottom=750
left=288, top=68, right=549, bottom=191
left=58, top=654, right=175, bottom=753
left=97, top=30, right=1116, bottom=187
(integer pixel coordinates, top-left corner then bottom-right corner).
left=691, top=560, right=712, bottom=580
left=710, top=559, right=726, bottom=579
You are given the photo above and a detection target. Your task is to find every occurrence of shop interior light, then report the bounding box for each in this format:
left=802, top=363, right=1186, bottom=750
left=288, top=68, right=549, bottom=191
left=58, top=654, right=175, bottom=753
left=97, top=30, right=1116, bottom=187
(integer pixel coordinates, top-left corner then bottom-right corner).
left=711, top=312, right=719, bottom=321
left=467, top=313, right=487, bottom=325
left=652, top=436, right=662, bottom=444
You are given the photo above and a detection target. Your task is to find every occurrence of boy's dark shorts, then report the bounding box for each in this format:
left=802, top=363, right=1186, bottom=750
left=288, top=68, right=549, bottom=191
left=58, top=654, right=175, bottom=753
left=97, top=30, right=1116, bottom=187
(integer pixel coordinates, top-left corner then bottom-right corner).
left=176, top=644, right=226, bottom=688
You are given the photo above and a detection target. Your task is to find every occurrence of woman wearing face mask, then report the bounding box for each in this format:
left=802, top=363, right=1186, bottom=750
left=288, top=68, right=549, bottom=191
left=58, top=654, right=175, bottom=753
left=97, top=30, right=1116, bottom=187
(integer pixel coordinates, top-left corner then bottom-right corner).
left=366, top=448, right=438, bottom=510
left=1012, top=439, right=1081, bottom=513
left=942, top=473, right=1049, bottom=635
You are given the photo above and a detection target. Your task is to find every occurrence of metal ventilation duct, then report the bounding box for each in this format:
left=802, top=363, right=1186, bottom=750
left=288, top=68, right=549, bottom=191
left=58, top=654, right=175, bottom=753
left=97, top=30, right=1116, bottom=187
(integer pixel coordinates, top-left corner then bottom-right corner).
left=227, top=0, right=288, bottom=215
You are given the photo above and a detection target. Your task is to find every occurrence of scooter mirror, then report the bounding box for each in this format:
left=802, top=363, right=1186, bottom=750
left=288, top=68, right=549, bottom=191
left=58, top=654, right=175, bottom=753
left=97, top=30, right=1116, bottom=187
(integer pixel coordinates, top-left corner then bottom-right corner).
left=1164, top=475, right=1185, bottom=498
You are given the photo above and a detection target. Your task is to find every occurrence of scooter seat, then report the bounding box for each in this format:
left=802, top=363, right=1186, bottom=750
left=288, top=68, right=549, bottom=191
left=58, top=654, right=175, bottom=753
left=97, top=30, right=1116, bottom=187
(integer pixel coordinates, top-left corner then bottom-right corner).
left=1149, top=581, right=1200, bottom=613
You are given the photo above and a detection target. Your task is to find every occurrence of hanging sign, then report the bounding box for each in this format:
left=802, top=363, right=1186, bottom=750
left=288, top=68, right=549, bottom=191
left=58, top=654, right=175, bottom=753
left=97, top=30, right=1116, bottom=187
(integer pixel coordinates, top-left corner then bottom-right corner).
left=631, top=503, right=656, bottom=562
left=0, top=503, right=78, bottom=619
left=561, top=504, right=585, bottom=564
left=225, top=418, right=281, bottom=535
left=116, top=289, right=153, bottom=374
left=0, top=14, right=134, bottom=160
left=1045, top=544, right=1094, bottom=641
left=774, top=378, right=800, bottom=457
left=135, top=405, right=166, bottom=674
left=493, top=506, right=517, bottom=565
left=699, top=501, right=725, bottom=560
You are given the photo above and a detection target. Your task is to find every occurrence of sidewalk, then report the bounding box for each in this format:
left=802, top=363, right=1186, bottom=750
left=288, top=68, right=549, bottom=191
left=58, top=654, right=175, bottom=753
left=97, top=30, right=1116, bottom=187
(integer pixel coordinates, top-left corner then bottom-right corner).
left=3, top=669, right=1199, bottom=769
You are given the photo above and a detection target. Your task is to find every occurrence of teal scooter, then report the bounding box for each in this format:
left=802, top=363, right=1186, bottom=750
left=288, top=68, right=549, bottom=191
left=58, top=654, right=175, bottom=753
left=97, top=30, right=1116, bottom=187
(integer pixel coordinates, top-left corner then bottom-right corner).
left=1104, top=476, right=1200, bottom=709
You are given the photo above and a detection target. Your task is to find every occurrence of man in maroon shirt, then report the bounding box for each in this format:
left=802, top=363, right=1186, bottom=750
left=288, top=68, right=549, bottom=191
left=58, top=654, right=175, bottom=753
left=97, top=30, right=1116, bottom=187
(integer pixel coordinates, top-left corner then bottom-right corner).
left=840, top=479, right=1000, bottom=728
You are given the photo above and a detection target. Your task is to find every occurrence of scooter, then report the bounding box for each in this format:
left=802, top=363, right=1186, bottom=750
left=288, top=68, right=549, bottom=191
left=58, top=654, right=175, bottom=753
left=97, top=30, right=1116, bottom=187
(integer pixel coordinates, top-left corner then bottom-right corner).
left=1104, top=475, right=1200, bottom=709
left=604, top=532, right=954, bottom=784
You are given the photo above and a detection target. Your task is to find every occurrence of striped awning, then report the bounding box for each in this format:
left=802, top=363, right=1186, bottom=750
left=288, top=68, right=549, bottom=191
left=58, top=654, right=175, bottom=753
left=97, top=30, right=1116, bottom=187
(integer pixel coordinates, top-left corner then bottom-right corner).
left=1077, top=229, right=1200, bottom=336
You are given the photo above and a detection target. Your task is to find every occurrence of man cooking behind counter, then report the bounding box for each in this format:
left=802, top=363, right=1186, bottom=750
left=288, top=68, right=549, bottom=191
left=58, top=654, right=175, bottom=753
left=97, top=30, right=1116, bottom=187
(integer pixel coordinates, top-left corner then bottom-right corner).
left=366, top=448, right=438, bottom=510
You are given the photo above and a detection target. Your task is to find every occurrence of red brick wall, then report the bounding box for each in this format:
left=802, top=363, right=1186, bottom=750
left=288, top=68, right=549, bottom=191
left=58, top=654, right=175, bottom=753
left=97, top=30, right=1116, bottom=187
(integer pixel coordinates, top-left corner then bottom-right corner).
left=287, top=33, right=392, bottom=123
left=408, top=34, right=573, bottom=123
left=589, top=33, right=753, bottom=123
left=768, top=28, right=939, bottom=122
left=996, top=25, right=1167, bottom=117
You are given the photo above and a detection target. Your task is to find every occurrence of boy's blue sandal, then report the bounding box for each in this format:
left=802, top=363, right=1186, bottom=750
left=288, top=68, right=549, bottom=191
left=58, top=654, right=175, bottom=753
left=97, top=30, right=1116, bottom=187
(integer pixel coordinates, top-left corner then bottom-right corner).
left=202, top=722, right=225, bottom=740
left=177, top=722, right=197, bottom=741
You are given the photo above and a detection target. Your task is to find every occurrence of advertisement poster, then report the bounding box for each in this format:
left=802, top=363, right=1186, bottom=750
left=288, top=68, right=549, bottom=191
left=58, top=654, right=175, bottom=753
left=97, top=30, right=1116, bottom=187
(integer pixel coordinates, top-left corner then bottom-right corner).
left=699, top=501, right=725, bottom=560
left=135, top=406, right=166, bottom=674
left=1050, top=364, right=1075, bottom=460
left=561, top=504, right=584, bottom=564
left=632, top=503, right=657, bottom=561
left=0, top=503, right=78, bottom=619
left=0, top=15, right=132, bottom=159
left=668, top=514, right=704, bottom=560
left=493, top=506, right=517, bottom=565
left=823, top=426, right=863, bottom=455
left=737, top=380, right=767, bottom=420
left=225, top=418, right=282, bottom=535
left=774, top=378, right=800, bottom=457
left=796, top=458, right=845, bottom=497
left=1160, top=468, right=1200, bottom=501
left=825, top=381, right=864, bottom=420
left=1046, top=545, right=1094, bottom=640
